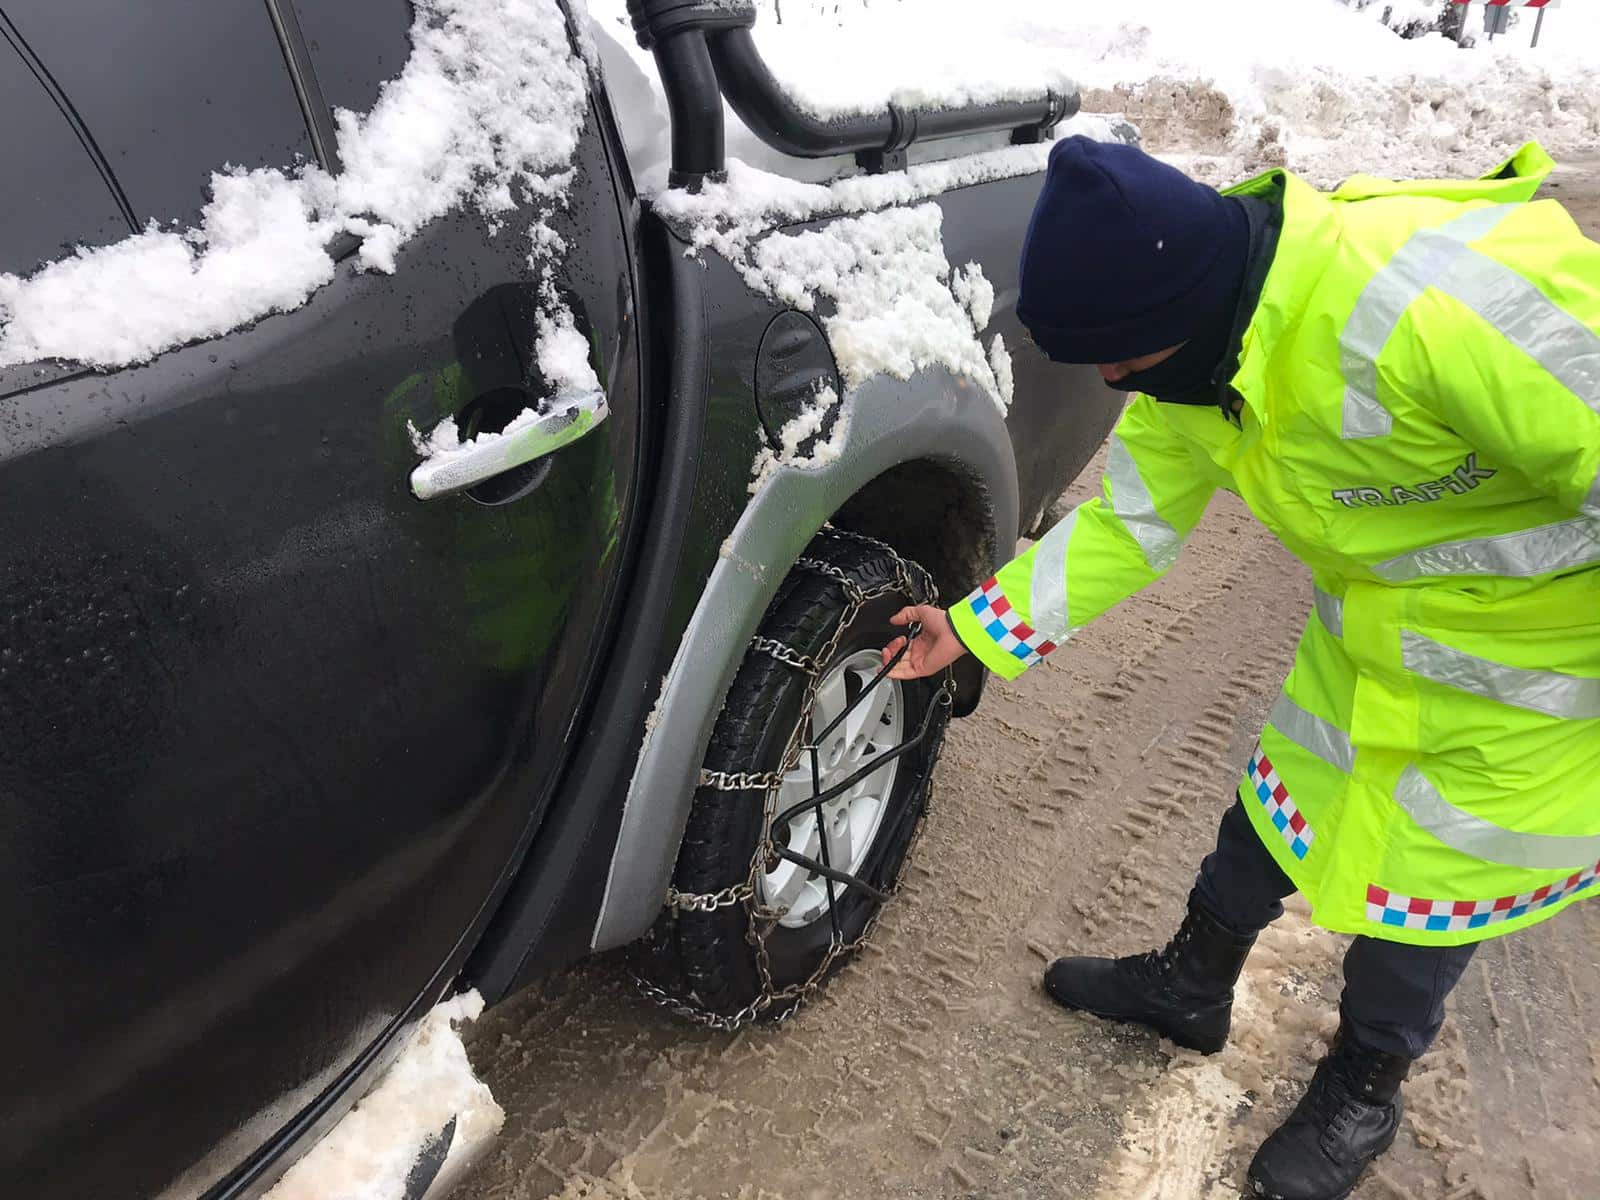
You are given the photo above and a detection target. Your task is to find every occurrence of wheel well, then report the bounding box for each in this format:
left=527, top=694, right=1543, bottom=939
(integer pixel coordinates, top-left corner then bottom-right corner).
left=829, top=458, right=1000, bottom=718
left=828, top=457, right=1000, bottom=609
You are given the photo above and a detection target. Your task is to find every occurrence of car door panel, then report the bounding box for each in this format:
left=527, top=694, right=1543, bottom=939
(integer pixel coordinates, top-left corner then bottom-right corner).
left=0, top=95, right=640, bottom=1200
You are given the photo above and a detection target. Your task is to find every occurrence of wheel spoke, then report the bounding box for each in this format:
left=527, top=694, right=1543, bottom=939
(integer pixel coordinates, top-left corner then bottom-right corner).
left=763, top=811, right=819, bottom=914
left=778, top=764, right=816, bottom=813
left=791, top=879, right=828, bottom=926
left=823, top=802, right=855, bottom=871
left=811, top=669, right=848, bottom=735
left=850, top=756, right=895, bottom=805
left=843, top=670, right=894, bottom=758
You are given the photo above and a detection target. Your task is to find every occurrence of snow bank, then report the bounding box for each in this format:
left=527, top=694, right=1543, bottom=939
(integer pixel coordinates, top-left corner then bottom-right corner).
left=587, top=0, right=1600, bottom=191
left=0, top=0, right=591, bottom=370
left=1498, top=0, right=1600, bottom=52
left=263, top=991, right=503, bottom=1200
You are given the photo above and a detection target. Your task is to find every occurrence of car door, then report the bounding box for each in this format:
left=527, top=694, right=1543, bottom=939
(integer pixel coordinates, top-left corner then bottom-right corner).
left=0, top=3, right=641, bottom=1197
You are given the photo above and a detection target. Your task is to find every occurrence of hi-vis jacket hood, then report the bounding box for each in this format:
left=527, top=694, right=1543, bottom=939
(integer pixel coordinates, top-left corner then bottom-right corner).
left=952, top=144, right=1600, bottom=946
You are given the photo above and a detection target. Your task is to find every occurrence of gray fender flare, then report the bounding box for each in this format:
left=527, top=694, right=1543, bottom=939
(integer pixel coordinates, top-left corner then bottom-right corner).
left=591, top=367, right=1019, bottom=951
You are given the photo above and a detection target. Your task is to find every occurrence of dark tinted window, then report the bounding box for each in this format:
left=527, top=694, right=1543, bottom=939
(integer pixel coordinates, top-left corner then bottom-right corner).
left=4, top=1, right=314, bottom=229
left=0, top=40, right=132, bottom=276
left=294, top=0, right=415, bottom=118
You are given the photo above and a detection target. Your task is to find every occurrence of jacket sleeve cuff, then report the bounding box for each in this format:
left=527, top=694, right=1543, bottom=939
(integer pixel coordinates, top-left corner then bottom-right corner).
left=948, top=593, right=1030, bottom=681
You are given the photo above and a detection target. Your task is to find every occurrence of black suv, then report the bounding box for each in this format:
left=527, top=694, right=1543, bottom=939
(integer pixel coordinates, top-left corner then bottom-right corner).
left=0, top=2, right=1121, bottom=1196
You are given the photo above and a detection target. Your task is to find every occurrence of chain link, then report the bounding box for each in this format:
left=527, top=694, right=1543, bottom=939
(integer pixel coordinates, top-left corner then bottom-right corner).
left=749, top=635, right=822, bottom=674
left=630, top=974, right=767, bottom=1032
left=792, top=556, right=868, bottom=605
left=816, top=524, right=936, bottom=603
left=664, top=882, right=755, bottom=913
left=633, top=525, right=953, bottom=1031
left=697, top=767, right=788, bottom=792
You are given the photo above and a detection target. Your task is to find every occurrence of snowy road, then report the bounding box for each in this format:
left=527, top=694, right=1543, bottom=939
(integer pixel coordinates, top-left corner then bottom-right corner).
left=457, top=164, right=1600, bottom=1200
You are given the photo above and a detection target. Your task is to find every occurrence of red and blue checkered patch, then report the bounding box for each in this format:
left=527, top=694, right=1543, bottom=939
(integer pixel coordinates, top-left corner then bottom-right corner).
left=1367, top=863, right=1599, bottom=933
left=965, top=577, right=1057, bottom=668
left=1247, top=750, right=1313, bottom=860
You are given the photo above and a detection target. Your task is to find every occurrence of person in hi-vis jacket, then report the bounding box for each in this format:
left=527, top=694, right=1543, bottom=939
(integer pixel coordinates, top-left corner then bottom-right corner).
left=882, top=136, right=1600, bottom=1200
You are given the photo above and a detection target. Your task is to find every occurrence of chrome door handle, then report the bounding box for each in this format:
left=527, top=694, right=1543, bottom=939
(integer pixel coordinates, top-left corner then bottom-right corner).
left=409, top=386, right=609, bottom=501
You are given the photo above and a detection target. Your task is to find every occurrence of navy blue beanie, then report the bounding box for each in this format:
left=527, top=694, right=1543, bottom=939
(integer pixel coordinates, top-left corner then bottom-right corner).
left=1017, top=137, right=1251, bottom=365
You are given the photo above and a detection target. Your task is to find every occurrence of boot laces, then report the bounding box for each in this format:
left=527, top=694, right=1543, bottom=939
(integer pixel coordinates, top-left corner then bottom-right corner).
left=1118, top=922, right=1192, bottom=981
left=1307, top=1046, right=1379, bottom=1133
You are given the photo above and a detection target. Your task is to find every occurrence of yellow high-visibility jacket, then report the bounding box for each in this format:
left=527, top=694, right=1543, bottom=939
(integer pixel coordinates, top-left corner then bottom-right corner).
left=951, top=144, right=1600, bottom=946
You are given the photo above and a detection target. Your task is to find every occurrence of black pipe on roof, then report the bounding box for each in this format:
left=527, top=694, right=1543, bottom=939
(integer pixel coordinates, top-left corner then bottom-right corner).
left=624, top=0, right=1078, bottom=190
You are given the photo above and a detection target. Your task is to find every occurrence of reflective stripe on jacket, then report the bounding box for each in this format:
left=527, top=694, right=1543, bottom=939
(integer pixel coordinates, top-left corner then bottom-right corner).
left=950, top=143, right=1600, bottom=946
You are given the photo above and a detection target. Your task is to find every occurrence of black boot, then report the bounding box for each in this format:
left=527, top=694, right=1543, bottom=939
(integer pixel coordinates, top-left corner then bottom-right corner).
left=1248, top=1026, right=1411, bottom=1200
left=1042, top=896, right=1257, bottom=1054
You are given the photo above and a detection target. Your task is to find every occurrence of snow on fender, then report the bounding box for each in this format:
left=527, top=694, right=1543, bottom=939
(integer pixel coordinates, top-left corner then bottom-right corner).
left=731, top=206, right=1014, bottom=495
left=262, top=992, right=503, bottom=1200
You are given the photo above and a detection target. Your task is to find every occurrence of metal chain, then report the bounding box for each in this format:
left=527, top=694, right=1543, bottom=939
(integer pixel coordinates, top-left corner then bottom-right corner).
left=749, top=635, right=822, bottom=675
left=633, top=526, right=952, bottom=1031
left=697, top=767, right=787, bottom=792
left=792, top=557, right=868, bottom=605
left=664, top=881, right=754, bottom=913
left=816, top=524, right=898, bottom=555
left=817, top=524, right=931, bottom=601
left=630, top=974, right=767, bottom=1032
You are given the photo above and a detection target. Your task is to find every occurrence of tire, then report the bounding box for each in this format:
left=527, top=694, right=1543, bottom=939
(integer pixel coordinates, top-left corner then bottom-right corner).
left=649, top=529, right=950, bottom=1021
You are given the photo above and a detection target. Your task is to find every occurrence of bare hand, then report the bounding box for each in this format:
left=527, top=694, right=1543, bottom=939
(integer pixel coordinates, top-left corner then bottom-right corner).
left=881, top=605, right=968, bottom=680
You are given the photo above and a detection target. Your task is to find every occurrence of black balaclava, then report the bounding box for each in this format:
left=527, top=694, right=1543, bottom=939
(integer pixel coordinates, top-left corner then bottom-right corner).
left=1101, top=287, right=1243, bottom=398
left=1105, top=193, right=1275, bottom=405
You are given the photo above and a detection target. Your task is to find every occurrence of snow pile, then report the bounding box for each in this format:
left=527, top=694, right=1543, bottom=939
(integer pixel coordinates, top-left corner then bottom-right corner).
left=726, top=4, right=1078, bottom=120
left=745, top=205, right=1009, bottom=410
left=1379, top=0, right=1448, bottom=33
left=587, top=0, right=1600, bottom=190
left=264, top=991, right=504, bottom=1200
left=0, top=0, right=591, bottom=370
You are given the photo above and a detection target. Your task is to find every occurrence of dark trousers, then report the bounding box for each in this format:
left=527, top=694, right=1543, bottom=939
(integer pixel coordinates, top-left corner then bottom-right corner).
left=1193, top=796, right=1478, bottom=1060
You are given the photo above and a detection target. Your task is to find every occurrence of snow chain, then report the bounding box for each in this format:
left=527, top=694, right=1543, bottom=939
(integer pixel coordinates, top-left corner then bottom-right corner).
left=633, top=525, right=954, bottom=1031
